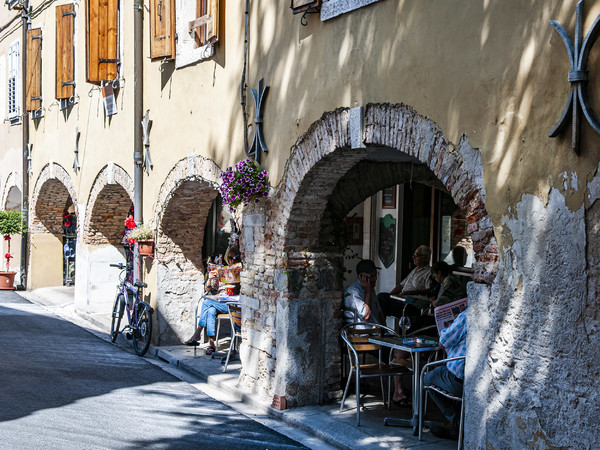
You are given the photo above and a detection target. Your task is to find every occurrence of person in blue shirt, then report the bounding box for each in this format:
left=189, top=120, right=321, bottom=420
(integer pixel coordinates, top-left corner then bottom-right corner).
left=424, top=308, right=467, bottom=430
left=343, top=259, right=383, bottom=324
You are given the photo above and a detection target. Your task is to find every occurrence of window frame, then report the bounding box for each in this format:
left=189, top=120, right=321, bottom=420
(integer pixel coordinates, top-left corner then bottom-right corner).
left=175, top=0, right=220, bottom=69
left=7, top=39, right=20, bottom=125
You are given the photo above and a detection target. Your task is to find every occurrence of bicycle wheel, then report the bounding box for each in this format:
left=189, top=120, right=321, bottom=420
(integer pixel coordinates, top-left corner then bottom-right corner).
left=132, top=302, right=152, bottom=356
left=110, top=294, right=125, bottom=343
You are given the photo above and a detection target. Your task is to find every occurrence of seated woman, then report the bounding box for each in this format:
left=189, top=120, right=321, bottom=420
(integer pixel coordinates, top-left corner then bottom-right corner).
left=183, top=246, right=241, bottom=355
left=391, top=261, right=467, bottom=406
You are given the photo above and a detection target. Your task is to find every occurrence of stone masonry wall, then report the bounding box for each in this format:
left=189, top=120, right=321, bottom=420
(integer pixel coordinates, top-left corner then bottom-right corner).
left=237, top=104, right=496, bottom=407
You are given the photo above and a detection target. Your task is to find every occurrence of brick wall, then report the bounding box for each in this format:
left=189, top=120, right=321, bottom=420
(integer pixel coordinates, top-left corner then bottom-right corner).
left=83, top=164, right=133, bottom=245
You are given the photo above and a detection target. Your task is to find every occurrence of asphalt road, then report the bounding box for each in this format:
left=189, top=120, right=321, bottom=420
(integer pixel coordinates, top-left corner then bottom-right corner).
left=0, top=290, right=307, bottom=449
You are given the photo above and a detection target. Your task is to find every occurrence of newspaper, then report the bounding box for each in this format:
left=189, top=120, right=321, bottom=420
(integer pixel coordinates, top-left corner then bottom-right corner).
left=433, top=297, right=468, bottom=334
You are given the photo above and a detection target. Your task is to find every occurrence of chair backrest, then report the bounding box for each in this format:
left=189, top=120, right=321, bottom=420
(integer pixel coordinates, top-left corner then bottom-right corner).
left=340, top=322, right=398, bottom=365
left=227, top=302, right=242, bottom=335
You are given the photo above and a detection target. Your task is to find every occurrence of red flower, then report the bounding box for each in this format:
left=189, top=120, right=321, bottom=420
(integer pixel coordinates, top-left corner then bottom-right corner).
left=64, top=220, right=71, bottom=227
left=5, top=253, right=12, bottom=260
left=125, top=215, right=136, bottom=230
left=3, top=235, right=9, bottom=241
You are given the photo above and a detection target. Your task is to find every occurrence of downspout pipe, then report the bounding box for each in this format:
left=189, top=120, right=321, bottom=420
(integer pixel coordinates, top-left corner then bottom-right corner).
left=133, top=1, right=143, bottom=283
left=18, top=0, right=29, bottom=290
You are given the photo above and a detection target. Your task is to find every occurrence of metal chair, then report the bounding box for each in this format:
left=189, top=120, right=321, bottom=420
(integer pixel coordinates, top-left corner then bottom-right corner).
left=339, top=322, right=408, bottom=426
left=194, top=297, right=229, bottom=346
left=223, top=302, right=242, bottom=373
left=418, top=356, right=466, bottom=449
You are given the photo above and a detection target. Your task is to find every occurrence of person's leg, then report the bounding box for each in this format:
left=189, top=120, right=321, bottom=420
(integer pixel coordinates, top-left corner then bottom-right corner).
left=423, top=366, right=463, bottom=426
left=184, top=301, right=211, bottom=344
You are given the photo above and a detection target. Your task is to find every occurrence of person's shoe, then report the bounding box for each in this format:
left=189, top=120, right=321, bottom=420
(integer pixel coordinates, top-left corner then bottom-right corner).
left=183, top=339, right=199, bottom=346
left=430, top=422, right=459, bottom=440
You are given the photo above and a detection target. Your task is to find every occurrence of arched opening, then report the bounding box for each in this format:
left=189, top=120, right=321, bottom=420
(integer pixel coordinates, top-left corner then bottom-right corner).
left=239, top=104, right=497, bottom=408
left=153, top=156, right=225, bottom=345
left=79, top=164, right=133, bottom=315
left=5, top=185, right=21, bottom=211
left=30, top=164, right=78, bottom=289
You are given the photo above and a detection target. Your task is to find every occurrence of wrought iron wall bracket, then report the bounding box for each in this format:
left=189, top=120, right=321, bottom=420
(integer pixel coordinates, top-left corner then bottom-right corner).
left=549, top=0, right=600, bottom=155
left=73, top=127, right=81, bottom=173
left=141, top=109, right=153, bottom=174
left=247, top=78, right=269, bottom=163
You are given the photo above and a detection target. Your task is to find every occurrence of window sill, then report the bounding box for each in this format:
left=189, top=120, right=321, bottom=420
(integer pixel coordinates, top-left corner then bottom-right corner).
left=320, top=0, right=382, bottom=21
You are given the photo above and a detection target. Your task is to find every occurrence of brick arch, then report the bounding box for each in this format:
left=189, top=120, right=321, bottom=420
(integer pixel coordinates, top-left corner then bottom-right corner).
left=238, top=104, right=497, bottom=407
left=2, top=172, right=22, bottom=210
left=277, top=104, right=497, bottom=284
left=152, top=155, right=221, bottom=345
left=31, top=163, right=78, bottom=234
left=83, top=163, right=133, bottom=245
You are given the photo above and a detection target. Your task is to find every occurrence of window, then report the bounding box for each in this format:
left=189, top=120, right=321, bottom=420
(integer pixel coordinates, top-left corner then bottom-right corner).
left=56, top=4, right=76, bottom=100
left=175, top=0, right=220, bottom=69
left=7, top=40, right=20, bottom=124
left=86, top=0, right=119, bottom=83
left=26, top=28, right=42, bottom=115
left=150, top=0, right=176, bottom=60
left=320, top=0, right=382, bottom=21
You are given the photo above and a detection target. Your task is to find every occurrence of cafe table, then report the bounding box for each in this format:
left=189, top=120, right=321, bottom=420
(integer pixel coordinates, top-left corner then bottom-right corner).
left=368, top=335, right=439, bottom=435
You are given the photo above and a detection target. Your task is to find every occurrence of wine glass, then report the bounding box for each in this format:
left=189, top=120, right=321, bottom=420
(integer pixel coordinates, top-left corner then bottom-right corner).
left=399, top=316, right=411, bottom=341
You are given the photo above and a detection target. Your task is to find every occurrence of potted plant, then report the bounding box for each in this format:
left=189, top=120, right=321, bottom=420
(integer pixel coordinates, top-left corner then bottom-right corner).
left=0, top=210, right=26, bottom=289
left=218, top=158, right=270, bottom=212
left=125, top=224, right=155, bottom=257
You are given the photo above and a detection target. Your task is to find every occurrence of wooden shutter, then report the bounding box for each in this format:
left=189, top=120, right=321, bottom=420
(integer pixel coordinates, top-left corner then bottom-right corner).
left=150, top=0, right=175, bottom=60
left=26, top=28, right=42, bottom=112
left=191, top=0, right=219, bottom=47
left=87, top=0, right=118, bottom=83
left=56, top=4, right=75, bottom=99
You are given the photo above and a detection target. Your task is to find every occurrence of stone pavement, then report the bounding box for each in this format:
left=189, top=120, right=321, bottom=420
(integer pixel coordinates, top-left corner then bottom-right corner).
left=18, top=286, right=456, bottom=450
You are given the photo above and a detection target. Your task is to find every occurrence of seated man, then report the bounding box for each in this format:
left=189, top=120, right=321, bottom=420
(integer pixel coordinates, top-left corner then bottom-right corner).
left=379, top=245, right=436, bottom=318
left=343, top=259, right=383, bottom=324
left=424, top=308, right=467, bottom=436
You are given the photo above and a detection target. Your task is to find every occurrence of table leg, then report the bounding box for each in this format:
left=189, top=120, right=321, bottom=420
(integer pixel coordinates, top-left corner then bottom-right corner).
left=412, top=354, right=421, bottom=436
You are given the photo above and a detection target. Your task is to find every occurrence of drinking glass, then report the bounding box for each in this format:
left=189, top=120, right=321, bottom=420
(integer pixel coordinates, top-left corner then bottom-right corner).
left=399, top=316, right=411, bottom=341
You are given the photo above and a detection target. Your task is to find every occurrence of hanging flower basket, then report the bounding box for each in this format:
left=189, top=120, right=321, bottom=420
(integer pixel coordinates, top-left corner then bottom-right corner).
left=218, top=159, right=270, bottom=212
left=137, top=240, right=155, bottom=257
left=125, top=224, right=155, bottom=258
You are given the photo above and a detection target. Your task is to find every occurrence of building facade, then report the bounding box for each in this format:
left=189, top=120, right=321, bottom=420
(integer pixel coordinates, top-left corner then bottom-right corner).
left=3, top=0, right=600, bottom=447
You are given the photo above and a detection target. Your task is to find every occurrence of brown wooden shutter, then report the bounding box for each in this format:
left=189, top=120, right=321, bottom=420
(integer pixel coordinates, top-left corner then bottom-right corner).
left=192, top=0, right=219, bottom=47
left=150, top=0, right=175, bottom=60
left=56, top=4, right=75, bottom=99
left=87, top=0, right=118, bottom=83
left=26, top=28, right=42, bottom=112
left=206, top=0, right=219, bottom=44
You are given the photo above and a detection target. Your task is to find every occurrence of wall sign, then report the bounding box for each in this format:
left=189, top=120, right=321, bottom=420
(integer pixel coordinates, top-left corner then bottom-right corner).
left=382, top=186, right=396, bottom=209
left=378, top=214, right=396, bottom=269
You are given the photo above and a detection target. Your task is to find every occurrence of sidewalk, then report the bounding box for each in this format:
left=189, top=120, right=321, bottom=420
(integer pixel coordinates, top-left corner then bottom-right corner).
left=19, top=286, right=456, bottom=450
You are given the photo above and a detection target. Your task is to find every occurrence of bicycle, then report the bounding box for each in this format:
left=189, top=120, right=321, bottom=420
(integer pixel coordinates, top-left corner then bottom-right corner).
left=109, top=262, right=153, bottom=356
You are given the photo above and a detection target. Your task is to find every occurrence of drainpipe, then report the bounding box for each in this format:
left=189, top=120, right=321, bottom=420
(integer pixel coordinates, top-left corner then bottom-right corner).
left=133, top=0, right=144, bottom=283
left=18, top=0, right=29, bottom=290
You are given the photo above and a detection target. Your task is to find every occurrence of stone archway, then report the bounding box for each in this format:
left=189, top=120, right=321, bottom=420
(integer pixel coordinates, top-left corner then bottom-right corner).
left=75, top=164, right=133, bottom=314
left=153, top=154, right=221, bottom=345
left=238, top=104, right=497, bottom=406
left=2, top=172, right=21, bottom=210
left=29, top=163, right=78, bottom=289
left=83, top=163, right=134, bottom=245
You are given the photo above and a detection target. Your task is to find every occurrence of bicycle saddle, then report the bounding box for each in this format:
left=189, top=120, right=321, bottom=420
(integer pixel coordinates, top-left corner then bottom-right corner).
left=134, top=281, right=147, bottom=288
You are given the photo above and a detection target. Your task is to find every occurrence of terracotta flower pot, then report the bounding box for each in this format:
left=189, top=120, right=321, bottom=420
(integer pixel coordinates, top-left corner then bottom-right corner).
left=137, top=240, right=154, bottom=257
left=0, top=271, right=16, bottom=290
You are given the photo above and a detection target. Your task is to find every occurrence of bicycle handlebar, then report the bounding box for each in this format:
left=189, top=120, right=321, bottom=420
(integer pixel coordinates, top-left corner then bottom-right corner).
left=109, top=263, right=126, bottom=269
